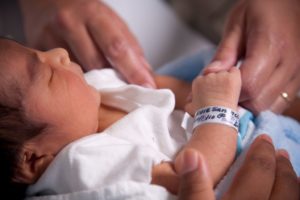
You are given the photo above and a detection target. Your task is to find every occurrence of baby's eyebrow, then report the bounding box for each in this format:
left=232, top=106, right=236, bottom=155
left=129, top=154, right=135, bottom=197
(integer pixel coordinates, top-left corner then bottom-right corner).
left=26, top=53, right=40, bottom=81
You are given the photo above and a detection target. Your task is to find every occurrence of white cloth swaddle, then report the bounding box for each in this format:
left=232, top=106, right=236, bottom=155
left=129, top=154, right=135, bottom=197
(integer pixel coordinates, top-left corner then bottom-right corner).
left=27, top=69, right=188, bottom=198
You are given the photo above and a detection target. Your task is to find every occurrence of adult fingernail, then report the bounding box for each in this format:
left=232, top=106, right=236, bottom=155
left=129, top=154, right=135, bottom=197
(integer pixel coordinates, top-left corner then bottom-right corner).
left=139, top=71, right=156, bottom=88
left=277, top=149, right=290, bottom=160
left=203, top=61, right=224, bottom=75
left=258, top=134, right=273, bottom=144
left=181, top=150, right=199, bottom=175
left=207, top=61, right=222, bottom=69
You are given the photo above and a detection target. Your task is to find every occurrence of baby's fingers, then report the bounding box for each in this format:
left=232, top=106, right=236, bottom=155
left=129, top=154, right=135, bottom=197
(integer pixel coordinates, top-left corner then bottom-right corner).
left=228, top=66, right=241, bottom=74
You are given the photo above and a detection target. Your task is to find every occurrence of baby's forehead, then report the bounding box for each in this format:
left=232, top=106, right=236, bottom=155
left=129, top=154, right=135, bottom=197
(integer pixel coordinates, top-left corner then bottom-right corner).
left=0, top=38, right=25, bottom=52
left=0, top=39, right=31, bottom=60
left=0, top=39, right=36, bottom=75
left=0, top=39, right=34, bottom=106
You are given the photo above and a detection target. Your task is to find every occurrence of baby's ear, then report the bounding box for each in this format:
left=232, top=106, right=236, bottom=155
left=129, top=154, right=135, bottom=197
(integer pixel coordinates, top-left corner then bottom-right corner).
left=12, top=147, right=54, bottom=184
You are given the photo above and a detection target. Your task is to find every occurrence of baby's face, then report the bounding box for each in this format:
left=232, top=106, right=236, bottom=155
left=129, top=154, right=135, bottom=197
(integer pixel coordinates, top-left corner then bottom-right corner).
left=0, top=40, right=100, bottom=155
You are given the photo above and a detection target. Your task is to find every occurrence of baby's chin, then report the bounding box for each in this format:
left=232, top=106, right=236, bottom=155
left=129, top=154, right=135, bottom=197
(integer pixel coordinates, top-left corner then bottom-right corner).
left=89, top=85, right=101, bottom=105
left=70, top=62, right=85, bottom=75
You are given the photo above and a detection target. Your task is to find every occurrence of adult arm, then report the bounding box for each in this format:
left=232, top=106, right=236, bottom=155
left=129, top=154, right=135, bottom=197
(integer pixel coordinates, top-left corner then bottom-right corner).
left=206, top=0, right=300, bottom=114
left=18, top=0, right=156, bottom=87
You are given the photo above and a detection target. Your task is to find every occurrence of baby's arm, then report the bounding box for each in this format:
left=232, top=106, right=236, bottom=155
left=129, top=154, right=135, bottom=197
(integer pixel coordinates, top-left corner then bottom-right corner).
left=152, top=68, right=241, bottom=192
left=175, top=67, right=241, bottom=185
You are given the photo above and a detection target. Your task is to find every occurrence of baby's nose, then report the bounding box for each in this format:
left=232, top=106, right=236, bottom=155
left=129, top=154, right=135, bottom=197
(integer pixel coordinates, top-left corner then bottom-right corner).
left=48, top=48, right=70, bottom=66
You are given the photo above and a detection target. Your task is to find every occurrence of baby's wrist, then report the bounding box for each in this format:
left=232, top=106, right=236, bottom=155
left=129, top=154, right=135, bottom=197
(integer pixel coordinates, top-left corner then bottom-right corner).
left=193, top=105, right=239, bottom=132
left=197, top=100, right=238, bottom=112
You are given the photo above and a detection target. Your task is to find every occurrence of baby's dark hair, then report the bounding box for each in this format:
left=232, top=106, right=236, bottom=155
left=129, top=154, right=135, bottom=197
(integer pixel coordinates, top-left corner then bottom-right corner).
left=0, top=104, right=46, bottom=200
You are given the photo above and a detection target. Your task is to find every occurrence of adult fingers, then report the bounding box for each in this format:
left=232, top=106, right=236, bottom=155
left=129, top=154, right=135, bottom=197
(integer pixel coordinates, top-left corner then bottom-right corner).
left=222, top=135, right=276, bottom=200
left=34, top=30, right=80, bottom=63
left=238, top=23, right=281, bottom=103
left=178, top=149, right=215, bottom=200
left=34, top=28, right=68, bottom=51
left=269, top=69, right=300, bottom=114
left=240, top=60, right=292, bottom=114
left=241, top=59, right=300, bottom=114
left=269, top=150, right=299, bottom=200
left=87, top=3, right=156, bottom=87
left=31, top=2, right=108, bottom=71
left=299, top=178, right=300, bottom=200
left=60, top=23, right=109, bottom=71
left=204, top=2, right=244, bottom=74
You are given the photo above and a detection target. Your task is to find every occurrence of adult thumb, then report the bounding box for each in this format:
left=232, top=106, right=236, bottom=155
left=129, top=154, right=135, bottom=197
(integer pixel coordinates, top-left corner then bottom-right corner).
left=178, top=149, right=215, bottom=200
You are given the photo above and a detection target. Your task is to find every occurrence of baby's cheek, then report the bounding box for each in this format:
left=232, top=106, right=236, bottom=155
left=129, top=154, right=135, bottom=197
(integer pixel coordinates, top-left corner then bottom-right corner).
left=24, top=98, right=55, bottom=125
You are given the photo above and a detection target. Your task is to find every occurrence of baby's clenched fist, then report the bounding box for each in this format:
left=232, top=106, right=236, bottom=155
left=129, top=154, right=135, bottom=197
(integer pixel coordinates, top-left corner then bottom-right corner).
left=185, top=67, right=241, bottom=116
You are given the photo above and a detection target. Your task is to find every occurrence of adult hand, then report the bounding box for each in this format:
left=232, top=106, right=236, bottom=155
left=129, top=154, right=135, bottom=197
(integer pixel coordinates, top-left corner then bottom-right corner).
left=222, top=135, right=299, bottom=200
left=178, top=135, right=299, bottom=200
left=18, top=0, right=156, bottom=88
left=205, top=0, right=300, bottom=114
left=177, top=149, right=215, bottom=200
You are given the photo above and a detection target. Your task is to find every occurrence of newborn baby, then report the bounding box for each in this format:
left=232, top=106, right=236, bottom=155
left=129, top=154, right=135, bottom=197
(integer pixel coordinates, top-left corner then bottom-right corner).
left=0, top=38, right=241, bottom=199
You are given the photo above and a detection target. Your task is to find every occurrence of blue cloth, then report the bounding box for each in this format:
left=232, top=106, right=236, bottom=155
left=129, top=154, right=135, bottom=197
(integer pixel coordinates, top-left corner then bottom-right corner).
left=236, top=110, right=300, bottom=176
left=237, top=111, right=254, bottom=155
left=156, top=48, right=215, bottom=82
left=216, top=112, right=300, bottom=199
left=254, top=111, right=300, bottom=176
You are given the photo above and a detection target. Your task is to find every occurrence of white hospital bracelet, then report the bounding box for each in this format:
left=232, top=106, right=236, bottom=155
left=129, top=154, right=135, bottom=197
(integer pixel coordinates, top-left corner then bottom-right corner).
left=193, top=106, right=239, bottom=132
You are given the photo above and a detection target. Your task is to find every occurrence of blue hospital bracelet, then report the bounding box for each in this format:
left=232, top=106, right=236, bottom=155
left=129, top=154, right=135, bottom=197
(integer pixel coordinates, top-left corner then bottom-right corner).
left=193, top=106, right=239, bottom=132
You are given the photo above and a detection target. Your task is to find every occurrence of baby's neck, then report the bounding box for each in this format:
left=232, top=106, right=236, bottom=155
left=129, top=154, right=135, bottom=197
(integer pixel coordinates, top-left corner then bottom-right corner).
left=97, top=104, right=127, bottom=132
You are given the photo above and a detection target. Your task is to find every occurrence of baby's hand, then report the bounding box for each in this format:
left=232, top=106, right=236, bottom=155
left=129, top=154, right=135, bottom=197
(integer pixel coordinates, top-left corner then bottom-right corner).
left=185, top=67, right=241, bottom=115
